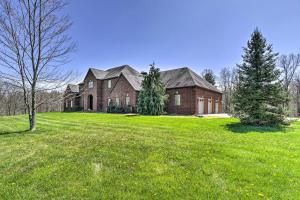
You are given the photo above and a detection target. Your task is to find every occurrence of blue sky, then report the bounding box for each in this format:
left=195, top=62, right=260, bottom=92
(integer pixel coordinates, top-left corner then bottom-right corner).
left=66, top=0, right=300, bottom=78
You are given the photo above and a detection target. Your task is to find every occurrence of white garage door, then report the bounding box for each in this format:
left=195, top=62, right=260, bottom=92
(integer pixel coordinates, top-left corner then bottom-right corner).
left=198, top=98, right=204, bottom=115
left=215, top=101, right=219, bottom=113
left=208, top=98, right=212, bottom=114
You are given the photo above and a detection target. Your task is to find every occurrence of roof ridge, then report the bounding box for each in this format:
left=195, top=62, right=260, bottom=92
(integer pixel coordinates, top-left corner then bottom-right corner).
left=186, top=68, right=197, bottom=86
left=160, top=67, right=188, bottom=73
left=105, top=64, right=128, bottom=72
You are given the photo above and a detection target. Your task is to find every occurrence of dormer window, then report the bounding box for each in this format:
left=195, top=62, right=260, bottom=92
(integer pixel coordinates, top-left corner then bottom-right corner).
left=108, top=80, right=111, bottom=88
left=88, top=80, right=93, bottom=89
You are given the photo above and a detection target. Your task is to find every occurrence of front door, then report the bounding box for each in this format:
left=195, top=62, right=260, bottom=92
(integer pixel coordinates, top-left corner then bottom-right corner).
left=198, top=98, right=204, bottom=115
left=88, top=95, right=93, bottom=110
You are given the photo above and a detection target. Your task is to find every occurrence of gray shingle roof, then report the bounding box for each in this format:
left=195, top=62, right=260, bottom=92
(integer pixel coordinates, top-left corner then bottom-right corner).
left=90, top=65, right=141, bottom=80
left=87, top=65, right=221, bottom=93
left=160, top=67, right=221, bottom=93
left=68, top=84, right=79, bottom=93
left=90, top=68, right=107, bottom=79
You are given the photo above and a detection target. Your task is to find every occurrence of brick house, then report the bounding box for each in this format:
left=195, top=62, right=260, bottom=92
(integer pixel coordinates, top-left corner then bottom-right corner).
left=64, top=65, right=223, bottom=115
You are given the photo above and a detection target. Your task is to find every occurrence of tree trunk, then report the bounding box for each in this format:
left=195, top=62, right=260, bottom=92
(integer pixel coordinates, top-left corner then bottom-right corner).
left=29, top=87, right=36, bottom=131
left=29, top=110, right=36, bottom=131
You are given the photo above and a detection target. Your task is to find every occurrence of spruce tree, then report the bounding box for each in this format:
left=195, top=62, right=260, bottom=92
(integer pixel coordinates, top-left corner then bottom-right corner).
left=202, top=69, right=216, bottom=85
left=233, top=29, right=287, bottom=125
left=137, top=63, right=168, bottom=115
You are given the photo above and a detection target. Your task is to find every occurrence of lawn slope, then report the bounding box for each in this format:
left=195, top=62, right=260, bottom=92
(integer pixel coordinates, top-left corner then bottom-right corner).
left=0, top=113, right=299, bottom=199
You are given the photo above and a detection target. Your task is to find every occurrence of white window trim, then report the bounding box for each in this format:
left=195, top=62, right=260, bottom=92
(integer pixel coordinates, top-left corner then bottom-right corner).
left=88, top=80, right=94, bottom=89
left=115, top=97, right=120, bottom=106
left=125, top=95, right=130, bottom=106
left=175, top=94, right=181, bottom=106
left=108, top=80, right=111, bottom=88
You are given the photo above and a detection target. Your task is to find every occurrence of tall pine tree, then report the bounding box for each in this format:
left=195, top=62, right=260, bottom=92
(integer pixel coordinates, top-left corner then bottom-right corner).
left=137, top=63, right=168, bottom=115
left=233, top=29, right=287, bottom=125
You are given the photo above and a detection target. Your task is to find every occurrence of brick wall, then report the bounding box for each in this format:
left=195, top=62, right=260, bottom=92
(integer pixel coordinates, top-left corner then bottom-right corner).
left=83, top=71, right=98, bottom=111
left=165, top=87, right=195, bottom=115
left=103, top=75, right=138, bottom=112
left=193, top=87, right=222, bottom=114
left=165, top=86, right=222, bottom=115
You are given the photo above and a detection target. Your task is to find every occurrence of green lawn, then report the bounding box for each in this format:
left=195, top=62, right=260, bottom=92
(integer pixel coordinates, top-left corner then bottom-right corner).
left=0, top=113, right=299, bottom=199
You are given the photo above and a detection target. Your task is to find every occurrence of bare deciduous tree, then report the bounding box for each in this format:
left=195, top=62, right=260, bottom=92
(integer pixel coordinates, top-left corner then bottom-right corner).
left=278, top=54, right=300, bottom=92
left=219, top=67, right=237, bottom=114
left=0, top=0, right=75, bottom=130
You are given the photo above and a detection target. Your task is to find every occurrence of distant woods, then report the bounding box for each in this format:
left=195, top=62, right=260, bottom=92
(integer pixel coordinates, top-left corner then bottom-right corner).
left=0, top=80, right=63, bottom=116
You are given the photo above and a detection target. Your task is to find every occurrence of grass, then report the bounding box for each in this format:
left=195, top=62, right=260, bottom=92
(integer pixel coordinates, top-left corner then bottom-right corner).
left=0, top=112, right=299, bottom=199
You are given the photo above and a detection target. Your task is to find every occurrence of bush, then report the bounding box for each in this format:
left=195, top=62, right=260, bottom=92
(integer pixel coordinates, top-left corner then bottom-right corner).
left=124, top=105, right=133, bottom=113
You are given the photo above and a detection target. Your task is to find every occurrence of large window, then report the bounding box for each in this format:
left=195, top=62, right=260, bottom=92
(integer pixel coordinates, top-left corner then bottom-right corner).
left=125, top=95, right=130, bottom=106
left=70, top=100, right=73, bottom=108
left=115, top=97, right=120, bottom=106
left=175, top=92, right=181, bottom=106
left=88, top=80, right=93, bottom=89
left=108, top=80, right=111, bottom=88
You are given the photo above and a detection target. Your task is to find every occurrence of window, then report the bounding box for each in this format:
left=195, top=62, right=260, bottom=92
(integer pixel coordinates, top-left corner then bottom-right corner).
left=115, top=97, right=120, bottom=106
left=175, top=92, right=181, bottom=106
left=70, top=100, right=73, bottom=108
left=108, top=98, right=112, bottom=106
left=65, top=102, right=68, bottom=108
left=125, top=95, right=130, bottom=106
left=108, top=80, right=111, bottom=88
left=88, top=80, right=93, bottom=89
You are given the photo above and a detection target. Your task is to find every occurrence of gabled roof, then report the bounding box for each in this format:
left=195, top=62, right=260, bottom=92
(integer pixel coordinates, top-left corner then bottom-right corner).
left=122, top=73, right=144, bottom=91
left=160, top=67, right=221, bottom=93
left=85, top=65, right=221, bottom=93
left=88, top=65, right=143, bottom=91
left=67, top=84, right=79, bottom=93
left=89, top=68, right=107, bottom=79
left=89, top=65, right=141, bottom=80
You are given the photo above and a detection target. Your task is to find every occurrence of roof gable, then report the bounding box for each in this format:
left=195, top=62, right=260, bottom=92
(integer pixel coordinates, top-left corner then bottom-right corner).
left=67, top=84, right=79, bottom=93
left=160, top=67, right=221, bottom=93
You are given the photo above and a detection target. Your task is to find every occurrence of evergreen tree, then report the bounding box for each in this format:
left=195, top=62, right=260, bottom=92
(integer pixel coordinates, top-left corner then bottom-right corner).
left=137, top=63, right=168, bottom=115
left=202, top=69, right=216, bottom=85
left=233, top=29, right=287, bottom=125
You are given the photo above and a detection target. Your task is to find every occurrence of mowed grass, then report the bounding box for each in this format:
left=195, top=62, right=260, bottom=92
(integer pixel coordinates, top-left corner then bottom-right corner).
left=0, top=113, right=299, bottom=199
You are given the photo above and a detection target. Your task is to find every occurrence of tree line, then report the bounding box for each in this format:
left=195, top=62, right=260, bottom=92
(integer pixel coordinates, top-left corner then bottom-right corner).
left=0, top=80, right=63, bottom=116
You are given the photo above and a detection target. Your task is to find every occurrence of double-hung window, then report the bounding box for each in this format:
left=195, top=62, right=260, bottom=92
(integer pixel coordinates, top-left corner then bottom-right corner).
left=175, top=92, right=181, bottom=106
left=88, top=80, right=93, bottom=89
left=125, top=95, right=130, bottom=106
left=115, top=97, right=120, bottom=106
left=108, top=80, right=111, bottom=88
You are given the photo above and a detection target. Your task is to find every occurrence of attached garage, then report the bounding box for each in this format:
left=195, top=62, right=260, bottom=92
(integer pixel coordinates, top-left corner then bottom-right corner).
left=215, top=100, right=219, bottom=113
left=198, top=98, right=204, bottom=115
left=208, top=98, right=212, bottom=114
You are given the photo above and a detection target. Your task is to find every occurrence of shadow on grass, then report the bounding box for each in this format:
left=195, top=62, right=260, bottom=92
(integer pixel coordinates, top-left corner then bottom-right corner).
left=225, top=122, right=289, bottom=134
left=0, top=129, right=29, bottom=136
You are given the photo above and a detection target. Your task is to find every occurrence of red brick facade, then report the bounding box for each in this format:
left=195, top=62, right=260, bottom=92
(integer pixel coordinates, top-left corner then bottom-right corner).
left=64, top=66, right=223, bottom=115
left=165, top=87, right=222, bottom=115
left=80, top=71, right=138, bottom=112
